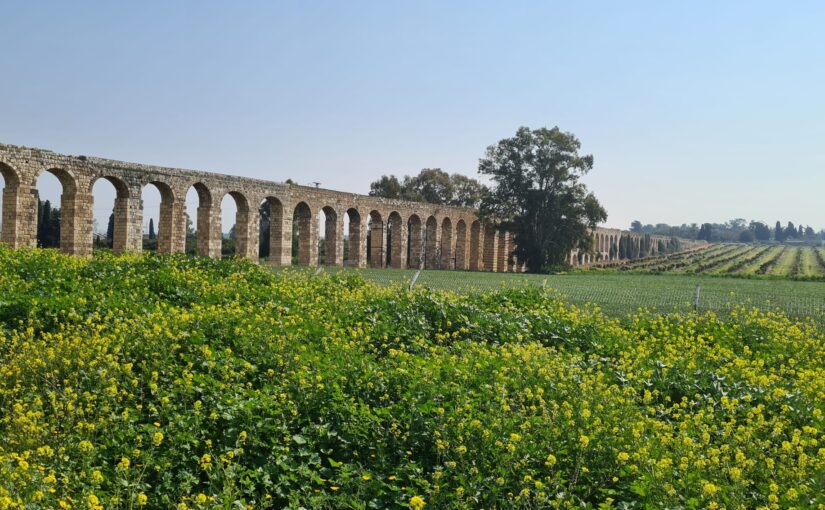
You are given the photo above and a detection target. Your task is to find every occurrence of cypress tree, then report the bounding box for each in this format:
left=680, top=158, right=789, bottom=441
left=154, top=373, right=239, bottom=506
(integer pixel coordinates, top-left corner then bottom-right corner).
left=148, top=218, right=156, bottom=240
left=786, top=221, right=796, bottom=239
left=38, top=200, right=51, bottom=246
left=107, top=213, right=115, bottom=242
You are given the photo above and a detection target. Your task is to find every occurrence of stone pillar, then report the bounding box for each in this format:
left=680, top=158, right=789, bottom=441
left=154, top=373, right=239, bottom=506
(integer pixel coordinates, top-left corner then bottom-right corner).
left=295, top=209, right=317, bottom=267
left=112, top=191, right=143, bottom=254
left=424, top=220, right=440, bottom=269
left=1, top=184, right=28, bottom=248
left=369, top=219, right=384, bottom=268
left=16, top=179, right=39, bottom=249
left=407, top=220, right=423, bottom=269
left=61, top=191, right=93, bottom=257
left=351, top=215, right=367, bottom=268
left=235, top=206, right=259, bottom=261
left=325, top=212, right=344, bottom=266
left=454, top=222, right=467, bottom=270
left=469, top=223, right=482, bottom=271
left=159, top=198, right=186, bottom=254
left=196, top=204, right=222, bottom=258
left=269, top=206, right=291, bottom=266
left=483, top=225, right=497, bottom=272
left=440, top=222, right=454, bottom=270
left=389, top=219, right=407, bottom=269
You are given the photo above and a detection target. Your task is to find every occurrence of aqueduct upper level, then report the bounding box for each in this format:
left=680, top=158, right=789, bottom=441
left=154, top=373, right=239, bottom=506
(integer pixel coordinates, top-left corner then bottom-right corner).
left=0, top=143, right=705, bottom=271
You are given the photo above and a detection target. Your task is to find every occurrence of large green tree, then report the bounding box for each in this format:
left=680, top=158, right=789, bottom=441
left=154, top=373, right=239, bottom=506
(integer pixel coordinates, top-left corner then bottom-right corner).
left=369, top=168, right=486, bottom=207
left=478, top=126, right=606, bottom=272
left=368, top=175, right=404, bottom=200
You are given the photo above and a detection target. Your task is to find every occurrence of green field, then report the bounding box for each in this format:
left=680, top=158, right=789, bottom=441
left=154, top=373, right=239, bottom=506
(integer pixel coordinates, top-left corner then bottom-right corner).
left=279, top=266, right=825, bottom=322
left=605, top=243, right=825, bottom=279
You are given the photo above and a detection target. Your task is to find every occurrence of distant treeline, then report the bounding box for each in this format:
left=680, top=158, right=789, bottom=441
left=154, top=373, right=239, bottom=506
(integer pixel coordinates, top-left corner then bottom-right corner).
left=630, top=219, right=823, bottom=244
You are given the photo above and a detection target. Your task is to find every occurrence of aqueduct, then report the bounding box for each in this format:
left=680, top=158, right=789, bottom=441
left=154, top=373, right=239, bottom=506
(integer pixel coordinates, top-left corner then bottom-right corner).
left=0, top=143, right=705, bottom=270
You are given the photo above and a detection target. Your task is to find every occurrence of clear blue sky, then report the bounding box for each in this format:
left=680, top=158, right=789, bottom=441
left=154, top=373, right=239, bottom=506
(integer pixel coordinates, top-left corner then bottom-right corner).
left=2, top=1, right=824, bottom=232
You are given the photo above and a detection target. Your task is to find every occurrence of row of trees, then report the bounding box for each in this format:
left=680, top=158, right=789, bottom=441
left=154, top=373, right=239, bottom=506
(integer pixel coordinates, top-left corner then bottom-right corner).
left=369, top=169, right=487, bottom=208
left=631, top=219, right=823, bottom=244
left=695, top=220, right=820, bottom=243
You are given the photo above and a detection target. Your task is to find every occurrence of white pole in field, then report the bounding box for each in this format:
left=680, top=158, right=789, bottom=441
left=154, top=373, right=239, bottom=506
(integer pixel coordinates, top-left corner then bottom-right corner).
left=409, top=269, right=422, bottom=291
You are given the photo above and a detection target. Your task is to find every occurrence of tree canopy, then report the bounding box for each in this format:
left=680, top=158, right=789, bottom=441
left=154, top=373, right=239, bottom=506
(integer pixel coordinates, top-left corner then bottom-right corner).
left=478, top=126, right=606, bottom=272
left=369, top=168, right=486, bottom=208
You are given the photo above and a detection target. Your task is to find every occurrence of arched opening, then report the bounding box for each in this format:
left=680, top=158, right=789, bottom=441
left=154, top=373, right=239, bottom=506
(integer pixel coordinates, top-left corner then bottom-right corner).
left=35, top=171, right=61, bottom=249
left=259, top=196, right=284, bottom=263
left=185, top=183, right=213, bottom=256
left=221, top=191, right=250, bottom=259
left=344, top=208, right=362, bottom=267
left=367, top=210, right=383, bottom=268
left=319, top=205, right=339, bottom=266
left=293, top=201, right=314, bottom=266
left=141, top=182, right=174, bottom=252
left=0, top=163, right=19, bottom=246
left=424, top=216, right=438, bottom=269
left=469, top=220, right=481, bottom=271
left=407, top=214, right=422, bottom=269
left=454, top=219, right=467, bottom=270
left=386, top=211, right=404, bottom=268
left=440, top=217, right=453, bottom=269
left=91, top=175, right=129, bottom=253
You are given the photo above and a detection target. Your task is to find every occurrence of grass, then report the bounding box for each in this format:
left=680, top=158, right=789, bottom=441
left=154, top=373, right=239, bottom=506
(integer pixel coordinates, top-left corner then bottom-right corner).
left=276, top=266, right=825, bottom=322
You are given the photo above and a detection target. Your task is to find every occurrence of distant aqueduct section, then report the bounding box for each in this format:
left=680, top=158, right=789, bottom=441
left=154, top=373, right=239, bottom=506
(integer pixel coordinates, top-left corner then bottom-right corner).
left=0, top=143, right=706, bottom=271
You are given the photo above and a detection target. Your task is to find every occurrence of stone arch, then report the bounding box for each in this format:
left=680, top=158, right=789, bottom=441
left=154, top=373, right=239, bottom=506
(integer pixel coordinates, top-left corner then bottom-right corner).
left=0, top=161, right=19, bottom=189
left=424, top=216, right=438, bottom=269
left=367, top=210, right=383, bottom=268
left=293, top=201, right=314, bottom=266
left=90, top=174, right=131, bottom=254
left=469, top=220, right=481, bottom=271
left=345, top=208, right=363, bottom=267
left=142, top=181, right=176, bottom=253
left=260, top=196, right=285, bottom=264
left=454, top=219, right=467, bottom=270
left=35, top=167, right=80, bottom=253
left=222, top=190, right=253, bottom=259
left=0, top=161, right=21, bottom=247
left=440, top=217, right=453, bottom=269
left=407, top=214, right=423, bottom=269
left=386, top=211, right=405, bottom=268
left=320, top=205, right=340, bottom=266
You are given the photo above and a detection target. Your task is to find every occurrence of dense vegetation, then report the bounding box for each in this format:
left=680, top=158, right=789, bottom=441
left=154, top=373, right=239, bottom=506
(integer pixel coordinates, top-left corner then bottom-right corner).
left=1, top=248, right=824, bottom=509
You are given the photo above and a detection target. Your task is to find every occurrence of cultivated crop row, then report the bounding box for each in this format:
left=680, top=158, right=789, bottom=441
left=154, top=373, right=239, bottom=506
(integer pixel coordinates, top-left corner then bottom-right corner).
left=611, top=244, right=825, bottom=279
